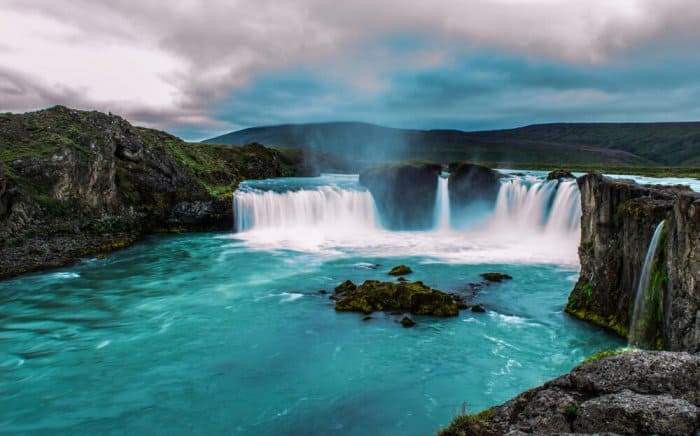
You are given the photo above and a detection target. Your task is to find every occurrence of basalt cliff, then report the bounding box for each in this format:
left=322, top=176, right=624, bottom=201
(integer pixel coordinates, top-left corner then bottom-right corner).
left=0, top=106, right=293, bottom=279
left=566, top=173, right=700, bottom=352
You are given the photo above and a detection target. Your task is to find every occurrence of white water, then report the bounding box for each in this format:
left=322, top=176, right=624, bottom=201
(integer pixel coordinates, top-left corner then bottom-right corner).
left=629, top=220, right=666, bottom=348
left=433, top=173, right=451, bottom=231
left=232, top=174, right=582, bottom=266
left=235, top=186, right=378, bottom=232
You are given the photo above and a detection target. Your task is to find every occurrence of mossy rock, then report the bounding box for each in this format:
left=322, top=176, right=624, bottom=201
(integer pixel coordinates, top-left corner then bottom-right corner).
left=334, top=279, right=459, bottom=317
left=480, top=272, right=513, bottom=282
left=389, top=265, right=412, bottom=276
left=546, top=169, right=575, bottom=180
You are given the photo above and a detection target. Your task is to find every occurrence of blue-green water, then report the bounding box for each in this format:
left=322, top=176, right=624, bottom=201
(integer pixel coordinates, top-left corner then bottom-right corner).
left=0, top=174, right=625, bottom=435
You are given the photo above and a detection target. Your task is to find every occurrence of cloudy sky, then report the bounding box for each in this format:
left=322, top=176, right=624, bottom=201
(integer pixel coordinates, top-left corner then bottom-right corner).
left=2, top=0, right=700, bottom=140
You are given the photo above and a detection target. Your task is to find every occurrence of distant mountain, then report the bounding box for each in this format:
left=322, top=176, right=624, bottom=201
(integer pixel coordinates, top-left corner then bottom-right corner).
left=204, top=121, right=700, bottom=167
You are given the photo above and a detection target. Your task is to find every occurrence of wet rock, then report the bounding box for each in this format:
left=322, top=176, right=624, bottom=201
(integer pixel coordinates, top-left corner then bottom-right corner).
left=397, top=277, right=408, bottom=282
left=566, top=173, right=700, bottom=351
left=546, top=169, right=575, bottom=180
left=471, top=304, right=486, bottom=313
left=388, top=265, right=412, bottom=276
left=574, top=390, right=698, bottom=434
left=362, top=316, right=372, bottom=321
left=318, top=289, right=328, bottom=295
left=447, top=162, right=502, bottom=211
left=439, top=351, right=700, bottom=435
left=400, top=316, right=416, bottom=327
left=359, top=161, right=441, bottom=230
left=480, top=272, right=513, bottom=282
left=334, top=279, right=459, bottom=317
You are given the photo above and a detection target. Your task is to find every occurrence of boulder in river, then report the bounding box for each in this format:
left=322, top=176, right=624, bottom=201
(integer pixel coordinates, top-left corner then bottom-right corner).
left=388, top=265, right=412, bottom=276
left=333, top=279, right=459, bottom=317
left=480, top=272, right=513, bottom=282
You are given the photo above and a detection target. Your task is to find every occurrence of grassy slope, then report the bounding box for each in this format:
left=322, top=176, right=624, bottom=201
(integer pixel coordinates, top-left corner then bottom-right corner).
left=205, top=121, right=700, bottom=168
left=0, top=107, right=290, bottom=203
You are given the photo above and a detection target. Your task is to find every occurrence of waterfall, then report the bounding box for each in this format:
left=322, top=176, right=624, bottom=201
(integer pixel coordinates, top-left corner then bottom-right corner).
left=233, top=174, right=581, bottom=237
left=629, top=220, right=666, bottom=349
left=491, top=178, right=581, bottom=234
left=234, top=186, right=378, bottom=232
left=433, top=173, right=451, bottom=231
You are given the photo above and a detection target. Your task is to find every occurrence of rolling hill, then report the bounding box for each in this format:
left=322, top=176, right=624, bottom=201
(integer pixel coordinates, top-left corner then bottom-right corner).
left=204, top=121, right=700, bottom=167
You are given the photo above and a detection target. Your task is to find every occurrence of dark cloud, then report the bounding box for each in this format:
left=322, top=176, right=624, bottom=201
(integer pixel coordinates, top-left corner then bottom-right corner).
left=1, top=1, right=700, bottom=138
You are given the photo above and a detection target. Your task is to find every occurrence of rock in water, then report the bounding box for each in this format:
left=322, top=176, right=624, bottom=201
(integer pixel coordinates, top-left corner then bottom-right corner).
left=480, top=272, right=513, bottom=282
left=333, top=279, right=459, bottom=317
left=546, top=169, right=575, bottom=180
left=359, top=161, right=441, bottom=230
left=400, top=316, right=416, bottom=327
left=388, top=265, right=412, bottom=276
left=447, top=162, right=501, bottom=211
left=471, top=304, right=486, bottom=313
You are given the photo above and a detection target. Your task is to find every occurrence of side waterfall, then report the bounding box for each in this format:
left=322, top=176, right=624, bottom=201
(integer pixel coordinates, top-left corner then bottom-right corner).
left=629, top=220, right=666, bottom=349
left=433, top=172, right=451, bottom=231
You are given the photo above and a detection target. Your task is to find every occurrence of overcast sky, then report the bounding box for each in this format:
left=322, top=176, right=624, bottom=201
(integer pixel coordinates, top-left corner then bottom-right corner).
left=2, top=0, right=700, bottom=140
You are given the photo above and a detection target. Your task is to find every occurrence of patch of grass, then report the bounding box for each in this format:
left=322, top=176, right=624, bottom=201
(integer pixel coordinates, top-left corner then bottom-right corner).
left=582, top=348, right=629, bottom=364
left=438, top=406, right=497, bottom=436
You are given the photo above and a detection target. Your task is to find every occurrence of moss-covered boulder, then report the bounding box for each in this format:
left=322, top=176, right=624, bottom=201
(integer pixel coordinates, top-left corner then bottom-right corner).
left=388, top=265, right=412, bottom=276
left=359, top=161, right=441, bottom=229
left=333, top=279, right=459, bottom=317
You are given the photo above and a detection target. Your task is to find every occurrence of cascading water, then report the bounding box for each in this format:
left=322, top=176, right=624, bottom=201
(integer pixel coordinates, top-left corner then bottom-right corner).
left=234, top=186, right=378, bottom=232
left=232, top=173, right=582, bottom=264
left=629, top=220, right=666, bottom=349
left=491, top=177, right=581, bottom=234
left=433, top=172, right=451, bottom=231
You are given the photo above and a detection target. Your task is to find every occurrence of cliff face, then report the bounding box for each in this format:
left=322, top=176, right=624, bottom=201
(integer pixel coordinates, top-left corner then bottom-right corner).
left=566, top=174, right=700, bottom=352
left=0, top=106, right=288, bottom=278
left=359, top=162, right=442, bottom=229
left=665, top=193, right=700, bottom=351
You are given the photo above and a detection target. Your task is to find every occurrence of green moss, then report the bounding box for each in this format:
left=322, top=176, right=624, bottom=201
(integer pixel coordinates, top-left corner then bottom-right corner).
left=388, top=265, right=412, bottom=276
left=582, top=347, right=629, bottom=364
left=565, top=304, right=630, bottom=338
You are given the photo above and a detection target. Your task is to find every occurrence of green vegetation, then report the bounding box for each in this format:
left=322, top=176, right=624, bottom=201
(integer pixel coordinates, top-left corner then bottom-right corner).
left=204, top=120, right=700, bottom=169
left=563, top=402, right=578, bottom=418
left=438, top=408, right=497, bottom=436
left=582, top=348, right=630, bottom=364
left=388, top=264, right=412, bottom=276
left=488, top=162, right=700, bottom=179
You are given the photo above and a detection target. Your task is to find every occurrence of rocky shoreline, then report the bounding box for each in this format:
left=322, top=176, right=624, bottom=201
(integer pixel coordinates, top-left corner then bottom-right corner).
left=0, top=106, right=294, bottom=279
left=439, top=351, right=700, bottom=435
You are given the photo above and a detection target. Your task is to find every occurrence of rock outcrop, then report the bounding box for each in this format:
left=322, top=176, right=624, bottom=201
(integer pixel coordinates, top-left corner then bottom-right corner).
left=439, top=351, right=700, bottom=435
left=0, top=106, right=288, bottom=278
left=359, top=161, right=441, bottom=229
left=447, top=162, right=501, bottom=211
left=333, top=279, right=460, bottom=317
left=566, top=174, right=700, bottom=352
